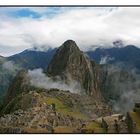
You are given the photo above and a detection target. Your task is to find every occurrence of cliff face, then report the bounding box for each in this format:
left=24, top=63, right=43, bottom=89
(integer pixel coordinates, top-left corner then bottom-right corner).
left=47, top=40, right=102, bottom=97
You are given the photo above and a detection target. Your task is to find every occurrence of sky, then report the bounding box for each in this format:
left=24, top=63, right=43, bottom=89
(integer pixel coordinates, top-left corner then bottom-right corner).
left=0, top=7, right=140, bottom=56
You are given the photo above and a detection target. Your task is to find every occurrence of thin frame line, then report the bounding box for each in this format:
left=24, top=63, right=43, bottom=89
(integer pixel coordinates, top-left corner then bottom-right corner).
left=0, top=5, right=140, bottom=7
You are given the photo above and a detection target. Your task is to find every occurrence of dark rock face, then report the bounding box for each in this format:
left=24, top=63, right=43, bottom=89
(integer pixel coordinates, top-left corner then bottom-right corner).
left=47, top=40, right=81, bottom=76
left=3, top=70, right=30, bottom=106
left=47, top=40, right=101, bottom=97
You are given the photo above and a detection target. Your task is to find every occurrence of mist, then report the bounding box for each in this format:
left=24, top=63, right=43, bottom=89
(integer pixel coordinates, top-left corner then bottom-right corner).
left=99, top=55, right=114, bottom=65
left=106, top=64, right=140, bottom=114
left=2, top=61, right=18, bottom=73
left=27, top=68, right=84, bottom=94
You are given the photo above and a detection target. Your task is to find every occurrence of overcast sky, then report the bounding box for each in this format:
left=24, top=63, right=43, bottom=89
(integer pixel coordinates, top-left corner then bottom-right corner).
left=0, top=7, right=140, bottom=56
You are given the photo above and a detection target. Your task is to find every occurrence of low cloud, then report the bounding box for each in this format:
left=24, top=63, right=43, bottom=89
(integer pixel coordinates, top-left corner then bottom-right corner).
left=99, top=55, right=114, bottom=65
left=113, top=90, right=140, bottom=114
left=2, top=61, right=18, bottom=73
left=27, top=68, right=84, bottom=94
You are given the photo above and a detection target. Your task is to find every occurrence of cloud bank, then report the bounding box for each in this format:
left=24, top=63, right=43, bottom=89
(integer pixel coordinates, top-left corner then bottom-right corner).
left=1, top=7, right=140, bottom=56
left=27, top=68, right=83, bottom=94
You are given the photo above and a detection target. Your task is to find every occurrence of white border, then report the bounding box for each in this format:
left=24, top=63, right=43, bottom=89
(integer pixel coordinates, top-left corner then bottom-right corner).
left=0, top=0, right=140, bottom=5
left=0, top=134, right=140, bottom=140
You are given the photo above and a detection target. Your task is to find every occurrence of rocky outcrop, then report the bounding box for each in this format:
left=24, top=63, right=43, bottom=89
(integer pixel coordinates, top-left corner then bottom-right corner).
left=3, top=70, right=30, bottom=106
left=0, top=86, right=113, bottom=133
left=0, top=90, right=85, bottom=133
left=0, top=104, right=84, bottom=133
left=47, top=40, right=102, bottom=97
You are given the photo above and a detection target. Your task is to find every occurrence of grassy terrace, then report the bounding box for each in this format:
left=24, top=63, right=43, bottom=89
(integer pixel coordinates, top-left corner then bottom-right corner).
left=85, top=121, right=105, bottom=133
left=45, top=97, right=88, bottom=120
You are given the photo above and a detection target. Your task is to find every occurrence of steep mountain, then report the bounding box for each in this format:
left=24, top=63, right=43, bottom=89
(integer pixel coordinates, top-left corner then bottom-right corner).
left=0, top=57, right=18, bottom=97
left=47, top=40, right=102, bottom=97
left=3, top=70, right=31, bottom=107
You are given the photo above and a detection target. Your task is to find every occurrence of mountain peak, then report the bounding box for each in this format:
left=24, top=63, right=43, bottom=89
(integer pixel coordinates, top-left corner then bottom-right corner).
left=47, top=40, right=83, bottom=77
left=63, top=39, right=77, bottom=46
left=113, top=40, right=124, bottom=48
left=47, top=40, right=102, bottom=96
left=59, top=40, right=80, bottom=52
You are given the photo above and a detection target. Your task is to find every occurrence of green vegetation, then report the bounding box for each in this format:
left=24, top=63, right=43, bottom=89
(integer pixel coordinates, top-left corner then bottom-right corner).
left=85, top=121, right=105, bottom=133
left=45, top=97, right=88, bottom=120
left=54, top=126, right=77, bottom=133
left=1, top=95, right=22, bottom=114
left=23, top=127, right=50, bottom=134
left=1, top=92, right=42, bottom=114
left=129, top=111, right=140, bottom=133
